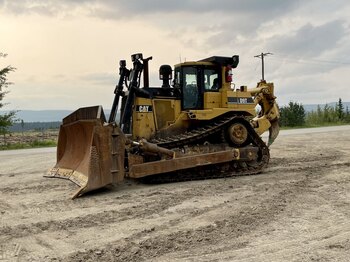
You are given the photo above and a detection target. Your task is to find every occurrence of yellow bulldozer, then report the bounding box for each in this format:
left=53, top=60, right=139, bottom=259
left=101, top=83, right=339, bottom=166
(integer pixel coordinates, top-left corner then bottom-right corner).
left=46, top=53, right=280, bottom=198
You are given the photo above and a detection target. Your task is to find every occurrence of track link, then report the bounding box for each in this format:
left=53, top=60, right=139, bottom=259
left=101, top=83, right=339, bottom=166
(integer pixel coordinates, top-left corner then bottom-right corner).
left=143, top=116, right=269, bottom=183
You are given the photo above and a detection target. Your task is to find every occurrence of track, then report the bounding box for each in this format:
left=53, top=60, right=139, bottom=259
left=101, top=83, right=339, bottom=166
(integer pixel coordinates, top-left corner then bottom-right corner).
left=145, top=116, right=269, bottom=183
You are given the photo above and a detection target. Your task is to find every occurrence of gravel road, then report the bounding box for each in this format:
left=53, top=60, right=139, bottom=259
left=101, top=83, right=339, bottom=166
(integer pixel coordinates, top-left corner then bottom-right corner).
left=0, top=126, right=349, bottom=261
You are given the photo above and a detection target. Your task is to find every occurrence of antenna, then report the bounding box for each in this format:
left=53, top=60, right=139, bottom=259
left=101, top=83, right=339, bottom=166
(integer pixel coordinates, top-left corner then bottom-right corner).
left=254, top=52, right=273, bottom=81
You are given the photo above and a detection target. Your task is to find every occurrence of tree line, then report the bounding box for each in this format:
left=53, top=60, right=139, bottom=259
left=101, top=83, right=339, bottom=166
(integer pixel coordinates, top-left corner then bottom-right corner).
left=9, top=121, right=61, bottom=132
left=280, top=98, right=350, bottom=127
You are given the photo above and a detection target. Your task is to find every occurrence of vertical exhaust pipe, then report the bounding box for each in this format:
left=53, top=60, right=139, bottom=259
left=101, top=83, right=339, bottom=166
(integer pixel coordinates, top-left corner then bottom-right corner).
left=142, top=56, right=153, bottom=88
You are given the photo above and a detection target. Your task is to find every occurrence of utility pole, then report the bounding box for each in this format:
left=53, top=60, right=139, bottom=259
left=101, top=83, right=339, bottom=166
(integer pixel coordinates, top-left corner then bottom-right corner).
left=254, top=52, right=272, bottom=81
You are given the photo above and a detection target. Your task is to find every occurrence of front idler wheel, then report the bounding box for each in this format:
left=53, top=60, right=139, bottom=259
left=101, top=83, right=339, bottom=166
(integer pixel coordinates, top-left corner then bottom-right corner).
left=226, top=122, right=251, bottom=147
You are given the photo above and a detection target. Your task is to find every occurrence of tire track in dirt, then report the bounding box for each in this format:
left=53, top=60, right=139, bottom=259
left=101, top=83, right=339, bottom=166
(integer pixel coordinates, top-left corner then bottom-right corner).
left=63, top=145, right=350, bottom=262
left=0, top=171, right=51, bottom=187
left=165, top=225, right=350, bottom=262
left=267, top=156, right=349, bottom=175
left=0, top=182, right=73, bottom=195
left=175, top=161, right=350, bottom=262
left=0, top=187, right=247, bottom=260
left=3, top=153, right=346, bottom=243
left=63, top=165, right=326, bottom=262
left=0, top=187, right=215, bottom=240
left=0, top=174, right=297, bottom=261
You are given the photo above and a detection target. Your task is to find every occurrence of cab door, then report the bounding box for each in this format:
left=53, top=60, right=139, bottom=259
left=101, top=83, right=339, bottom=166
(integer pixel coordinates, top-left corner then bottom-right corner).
left=180, top=66, right=203, bottom=110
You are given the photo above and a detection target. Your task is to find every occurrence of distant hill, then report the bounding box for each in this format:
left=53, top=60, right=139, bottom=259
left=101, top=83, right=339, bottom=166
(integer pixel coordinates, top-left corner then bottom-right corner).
left=0, top=110, right=72, bottom=122
left=302, top=102, right=350, bottom=112
left=9, top=121, right=62, bottom=132
left=0, top=109, right=113, bottom=122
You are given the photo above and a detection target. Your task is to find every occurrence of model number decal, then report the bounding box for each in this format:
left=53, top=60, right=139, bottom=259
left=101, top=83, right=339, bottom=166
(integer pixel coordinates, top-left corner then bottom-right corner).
left=228, top=97, right=254, bottom=104
left=136, top=105, right=153, bottom=112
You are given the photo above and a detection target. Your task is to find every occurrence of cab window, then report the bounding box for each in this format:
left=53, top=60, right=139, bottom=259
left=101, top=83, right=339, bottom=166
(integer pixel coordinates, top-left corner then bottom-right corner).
left=182, top=67, right=199, bottom=109
left=204, top=68, right=219, bottom=91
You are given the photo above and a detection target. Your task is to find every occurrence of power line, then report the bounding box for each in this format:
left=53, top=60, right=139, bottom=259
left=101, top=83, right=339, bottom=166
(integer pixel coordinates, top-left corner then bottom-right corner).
left=254, top=52, right=273, bottom=80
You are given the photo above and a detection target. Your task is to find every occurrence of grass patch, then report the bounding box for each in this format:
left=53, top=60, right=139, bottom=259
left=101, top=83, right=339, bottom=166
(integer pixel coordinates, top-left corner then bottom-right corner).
left=0, top=140, right=57, bottom=150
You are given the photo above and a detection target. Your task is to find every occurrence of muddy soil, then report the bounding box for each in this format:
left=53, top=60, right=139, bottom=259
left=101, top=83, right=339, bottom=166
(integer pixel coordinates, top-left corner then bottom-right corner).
left=0, top=126, right=349, bottom=261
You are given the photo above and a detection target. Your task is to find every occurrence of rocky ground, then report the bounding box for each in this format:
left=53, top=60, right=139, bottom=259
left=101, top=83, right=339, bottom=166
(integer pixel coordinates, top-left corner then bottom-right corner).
left=0, top=126, right=349, bottom=261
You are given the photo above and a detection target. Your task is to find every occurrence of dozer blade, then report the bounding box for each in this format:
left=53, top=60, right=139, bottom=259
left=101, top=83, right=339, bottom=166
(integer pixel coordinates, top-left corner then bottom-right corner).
left=268, top=119, right=280, bottom=146
left=45, top=106, right=125, bottom=199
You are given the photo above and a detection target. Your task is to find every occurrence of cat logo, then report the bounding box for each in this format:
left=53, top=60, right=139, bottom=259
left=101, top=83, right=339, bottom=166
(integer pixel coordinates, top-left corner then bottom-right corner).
left=136, top=105, right=153, bottom=112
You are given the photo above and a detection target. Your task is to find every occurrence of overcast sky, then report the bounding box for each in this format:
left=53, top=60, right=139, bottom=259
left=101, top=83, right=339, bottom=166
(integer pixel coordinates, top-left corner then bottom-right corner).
left=1, top=0, right=350, bottom=110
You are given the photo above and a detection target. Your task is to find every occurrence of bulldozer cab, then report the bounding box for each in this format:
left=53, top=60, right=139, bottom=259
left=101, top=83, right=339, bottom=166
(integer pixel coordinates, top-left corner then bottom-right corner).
left=174, top=56, right=239, bottom=111
left=176, top=65, right=220, bottom=110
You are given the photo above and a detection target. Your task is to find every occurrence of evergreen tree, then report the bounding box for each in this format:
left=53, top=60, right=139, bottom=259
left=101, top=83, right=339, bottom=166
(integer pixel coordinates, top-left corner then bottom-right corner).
left=305, top=101, right=349, bottom=126
left=345, top=106, right=350, bottom=123
left=336, top=98, right=344, bottom=121
left=323, top=104, right=330, bottom=122
left=280, top=101, right=305, bottom=127
left=0, top=53, right=17, bottom=136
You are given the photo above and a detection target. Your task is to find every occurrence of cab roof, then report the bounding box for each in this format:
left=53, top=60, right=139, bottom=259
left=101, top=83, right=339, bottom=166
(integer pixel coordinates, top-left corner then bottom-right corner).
left=174, top=55, right=239, bottom=68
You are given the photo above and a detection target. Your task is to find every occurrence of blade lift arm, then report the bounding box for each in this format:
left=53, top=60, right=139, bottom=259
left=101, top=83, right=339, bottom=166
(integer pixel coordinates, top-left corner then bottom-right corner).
left=119, top=53, right=153, bottom=134
left=120, top=54, right=144, bottom=133
left=108, top=60, right=130, bottom=123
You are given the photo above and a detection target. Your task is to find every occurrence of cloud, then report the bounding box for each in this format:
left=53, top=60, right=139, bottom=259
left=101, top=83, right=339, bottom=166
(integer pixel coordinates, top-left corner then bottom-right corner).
left=269, top=20, right=346, bottom=57
left=2, top=0, right=350, bottom=110
left=1, top=0, right=96, bottom=17
left=99, top=0, right=300, bottom=15
left=0, top=0, right=304, bottom=54
left=1, top=0, right=300, bottom=18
